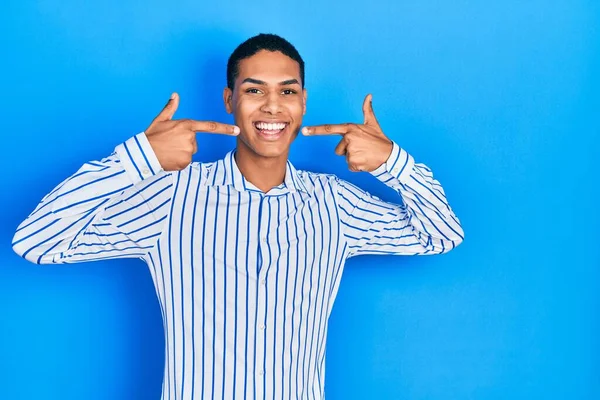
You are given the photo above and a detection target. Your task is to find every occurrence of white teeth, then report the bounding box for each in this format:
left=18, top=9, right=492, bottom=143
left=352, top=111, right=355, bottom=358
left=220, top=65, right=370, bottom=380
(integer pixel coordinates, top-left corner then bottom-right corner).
left=255, top=122, right=287, bottom=131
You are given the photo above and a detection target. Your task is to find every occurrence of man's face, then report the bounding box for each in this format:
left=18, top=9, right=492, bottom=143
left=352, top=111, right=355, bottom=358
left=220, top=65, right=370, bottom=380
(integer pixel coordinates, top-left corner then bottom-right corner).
left=224, top=50, right=307, bottom=159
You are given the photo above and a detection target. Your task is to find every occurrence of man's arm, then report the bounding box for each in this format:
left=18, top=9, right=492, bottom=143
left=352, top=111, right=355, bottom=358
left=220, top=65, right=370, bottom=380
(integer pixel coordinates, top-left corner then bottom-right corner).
left=303, top=93, right=463, bottom=257
left=335, top=142, right=463, bottom=257
left=12, top=133, right=172, bottom=264
left=12, top=92, right=240, bottom=265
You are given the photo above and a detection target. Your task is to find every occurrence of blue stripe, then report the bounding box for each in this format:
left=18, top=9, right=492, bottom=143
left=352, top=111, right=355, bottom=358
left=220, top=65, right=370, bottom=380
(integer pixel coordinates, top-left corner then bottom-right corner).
left=253, top=193, right=263, bottom=400
left=189, top=173, right=202, bottom=398
left=232, top=190, right=242, bottom=399
left=123, top=140, right=144, bottom=180
left=105, top=174, right=171, bottom=211
left=340, top=184, right=395, bottom=211
left=43, top=164, right=110, bottom=202
left=288, top=193, right=301, bottom=399
left=148, top=253, right=168, bottom=342
left=105, top=183, right=171, bottom=220
left=411, top=195, right=451, bottom=242
left=134, top=134, right=156, bottom=175
left=263, top=197, right=274, bottom=400
left=243, top=193, right=252, bottom=400
left=166, top=172, right=181, bottom=400
left=156, top=241, right=171, bottom=400
left=396, top=150, right=411, bottom=177
left=52, top=184, right=132, bottom=214
left=123, top=214, right=168, bottom=236
left=82, top=230, right=123, bottom=238
left=221, top=186, right=231, bottom=400
left=14, top=211, right=53, bottom=234
left=12, top=218, right=60, bottom=247
left=340, top=219, right=369, bottom=232
left=200, top=186, right=211, bottom=399
left=349, top=241, right=422, bottom=250
left=338, top=192, right=384, bottom=216
left=279, top=195, right=290, bottom=397
left=77, top=231, right=161, bottom=248
left=115, top=198, right=170, bottom=229
left=211, top=188, right=220, bottom=400
left=63, top=252, right=146, bottom=262
left=70, top=244, right=154, bottom=257
left=388, top=145, right=403, bottom=173
left=48, top=169, right=127, bottom=209
left=338, top=205, right=380, bottom=225
left=178, top=169, right=192, bottom=398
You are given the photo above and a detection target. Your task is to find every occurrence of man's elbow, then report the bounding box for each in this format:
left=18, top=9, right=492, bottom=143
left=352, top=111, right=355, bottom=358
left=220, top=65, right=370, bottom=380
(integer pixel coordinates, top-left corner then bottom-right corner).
left=441, top=229, right=465, bottom=254
left=11, top=235, right=48, bottom=265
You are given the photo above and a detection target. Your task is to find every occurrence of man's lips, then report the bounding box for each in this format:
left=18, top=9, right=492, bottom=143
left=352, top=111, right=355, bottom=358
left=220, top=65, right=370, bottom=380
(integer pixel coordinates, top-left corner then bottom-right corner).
left=253, top=121, right=290, bottom=140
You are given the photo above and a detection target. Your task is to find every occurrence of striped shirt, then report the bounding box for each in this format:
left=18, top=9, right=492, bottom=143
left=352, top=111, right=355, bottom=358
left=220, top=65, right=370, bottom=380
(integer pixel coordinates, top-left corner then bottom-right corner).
left=12, top=132, right=463, bottom=400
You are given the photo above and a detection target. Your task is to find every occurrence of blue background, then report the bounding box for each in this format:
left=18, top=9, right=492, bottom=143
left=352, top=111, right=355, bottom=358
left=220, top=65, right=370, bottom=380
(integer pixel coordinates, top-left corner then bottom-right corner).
left=1, top=0, right=598, bottom=399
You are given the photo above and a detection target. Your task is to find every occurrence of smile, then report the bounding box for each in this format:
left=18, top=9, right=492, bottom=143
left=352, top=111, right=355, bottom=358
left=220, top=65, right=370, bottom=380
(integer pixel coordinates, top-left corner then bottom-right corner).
left=253, top=121, right=289, bottom=140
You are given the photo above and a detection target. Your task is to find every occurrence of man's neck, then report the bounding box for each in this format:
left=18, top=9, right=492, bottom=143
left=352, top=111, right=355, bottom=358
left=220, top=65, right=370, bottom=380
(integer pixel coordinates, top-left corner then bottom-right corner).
left=234, top=144, right=288, bottom=194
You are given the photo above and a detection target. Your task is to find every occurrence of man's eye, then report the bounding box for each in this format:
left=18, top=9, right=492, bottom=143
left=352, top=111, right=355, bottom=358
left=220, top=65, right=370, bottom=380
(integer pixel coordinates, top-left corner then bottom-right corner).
left=246, top=88, right=261, bottom=94
left=282, top=89, right=297, bottom=95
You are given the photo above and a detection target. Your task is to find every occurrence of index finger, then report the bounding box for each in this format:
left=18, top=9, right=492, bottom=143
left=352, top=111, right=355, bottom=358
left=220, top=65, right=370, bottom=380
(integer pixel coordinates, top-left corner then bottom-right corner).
left=301, top=124, right=351, bottom=136
left=188, top=120, right=240, bottom=136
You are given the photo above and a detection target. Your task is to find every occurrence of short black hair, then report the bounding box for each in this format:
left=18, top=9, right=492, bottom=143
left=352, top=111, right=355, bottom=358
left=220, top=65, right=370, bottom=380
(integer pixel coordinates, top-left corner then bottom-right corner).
left=226, top=33, right=305, bottom=90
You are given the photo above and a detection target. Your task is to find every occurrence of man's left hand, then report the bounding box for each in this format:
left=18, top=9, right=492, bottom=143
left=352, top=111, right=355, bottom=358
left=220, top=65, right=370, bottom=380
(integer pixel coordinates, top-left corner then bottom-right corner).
left=301, top=94, right=393, bottom=172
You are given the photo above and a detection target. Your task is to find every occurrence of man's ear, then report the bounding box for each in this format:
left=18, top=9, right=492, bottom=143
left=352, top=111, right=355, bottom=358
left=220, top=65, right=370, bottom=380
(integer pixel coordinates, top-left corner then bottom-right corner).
left=223, top=87, right=233, bottom=114
left=302, top=89, right=308, bottom=116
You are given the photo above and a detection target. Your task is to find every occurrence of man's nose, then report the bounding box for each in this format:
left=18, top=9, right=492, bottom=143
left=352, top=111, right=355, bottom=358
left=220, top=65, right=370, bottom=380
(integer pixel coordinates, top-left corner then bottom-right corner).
left=260, top=92, right=282, bottom=114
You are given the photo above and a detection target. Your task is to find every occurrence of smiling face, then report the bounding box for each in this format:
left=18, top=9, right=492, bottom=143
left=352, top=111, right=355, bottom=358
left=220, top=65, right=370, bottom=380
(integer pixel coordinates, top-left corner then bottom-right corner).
left=223, top=50, right=307, bottom=160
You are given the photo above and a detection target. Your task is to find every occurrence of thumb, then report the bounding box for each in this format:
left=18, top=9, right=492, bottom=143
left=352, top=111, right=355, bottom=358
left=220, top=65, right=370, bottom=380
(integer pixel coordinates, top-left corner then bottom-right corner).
left=362, top=94, right=379, bottom=127
left=155, top=92, right=180, bottom=122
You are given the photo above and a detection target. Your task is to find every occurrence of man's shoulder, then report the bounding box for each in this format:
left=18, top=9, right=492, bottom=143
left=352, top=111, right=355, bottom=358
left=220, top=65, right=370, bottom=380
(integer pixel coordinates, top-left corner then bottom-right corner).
left=294, top=168, right=340, bottom=193
left=295, top=168, right=337, bottom=180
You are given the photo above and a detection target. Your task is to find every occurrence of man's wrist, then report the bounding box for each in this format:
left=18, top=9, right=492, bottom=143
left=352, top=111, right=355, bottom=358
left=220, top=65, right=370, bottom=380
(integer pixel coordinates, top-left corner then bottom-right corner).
left=114, top=132, right=164, bottom=184
left=370, top=141, right=415, bottom=183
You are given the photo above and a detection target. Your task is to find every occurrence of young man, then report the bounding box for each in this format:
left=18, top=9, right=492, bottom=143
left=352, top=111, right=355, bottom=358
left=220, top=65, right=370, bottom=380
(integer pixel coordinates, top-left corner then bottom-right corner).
left=12, top=34, right=463, bottom=399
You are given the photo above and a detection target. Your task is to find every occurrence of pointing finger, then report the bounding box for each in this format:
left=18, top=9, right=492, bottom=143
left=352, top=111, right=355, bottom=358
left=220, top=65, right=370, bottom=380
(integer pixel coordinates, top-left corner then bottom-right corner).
left=302, top=124, right=351, bottom=136
left=187, top=120, right=240, bottom=136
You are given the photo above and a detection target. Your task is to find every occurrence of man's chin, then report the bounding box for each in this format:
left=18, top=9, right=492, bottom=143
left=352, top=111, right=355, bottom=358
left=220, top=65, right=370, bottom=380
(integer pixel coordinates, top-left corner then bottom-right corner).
left=236, top=138, right=290, bottom=159
left=254, top=147, right=289, bottom=159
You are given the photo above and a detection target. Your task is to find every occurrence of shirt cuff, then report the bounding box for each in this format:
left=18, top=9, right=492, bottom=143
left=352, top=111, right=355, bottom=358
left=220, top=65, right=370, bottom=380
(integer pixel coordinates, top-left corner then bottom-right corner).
left=370, top=141, right=415, bottom=185
left=114, top=132, right=163, bottom=184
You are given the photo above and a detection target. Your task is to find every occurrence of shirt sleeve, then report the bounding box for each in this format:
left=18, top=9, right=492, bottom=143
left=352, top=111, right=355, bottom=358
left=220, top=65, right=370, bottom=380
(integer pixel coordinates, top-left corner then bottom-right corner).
left=336, top=141, right=464, bottom=258
left=12, top=132, right=174, bottom=264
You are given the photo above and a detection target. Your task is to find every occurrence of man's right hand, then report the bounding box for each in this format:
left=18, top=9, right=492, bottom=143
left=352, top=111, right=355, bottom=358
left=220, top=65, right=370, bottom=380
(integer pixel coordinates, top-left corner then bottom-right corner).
left=145, top=92, right=240, bottom=171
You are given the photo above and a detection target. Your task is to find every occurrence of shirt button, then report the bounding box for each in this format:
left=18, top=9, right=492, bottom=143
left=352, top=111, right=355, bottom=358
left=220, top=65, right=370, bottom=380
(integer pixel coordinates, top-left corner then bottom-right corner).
left=261, top=237, right=267, bottom=243
left=392, top=167, right=400, bottom=175
left=142, top=168, right=150, bottom=175
left=260, top=324, right=266, bottom=330
left=261, top=279, right=266, bottom=286
left=258, top=370, right=264, bottom=376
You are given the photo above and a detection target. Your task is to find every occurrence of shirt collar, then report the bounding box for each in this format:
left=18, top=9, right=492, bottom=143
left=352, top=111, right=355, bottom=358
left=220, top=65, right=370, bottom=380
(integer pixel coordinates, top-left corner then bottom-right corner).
left=203, top=149, right=309, bottom=195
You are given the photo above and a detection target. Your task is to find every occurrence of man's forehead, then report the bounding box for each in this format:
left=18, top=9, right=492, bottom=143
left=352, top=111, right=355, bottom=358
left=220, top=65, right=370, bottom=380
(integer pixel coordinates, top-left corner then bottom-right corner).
left=237, top=51, right=301, bottom=83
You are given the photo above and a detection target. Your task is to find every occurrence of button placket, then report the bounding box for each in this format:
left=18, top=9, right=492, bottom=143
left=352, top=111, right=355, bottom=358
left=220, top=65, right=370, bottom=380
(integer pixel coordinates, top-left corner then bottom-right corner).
left=255, top=195, right=269, bottom=385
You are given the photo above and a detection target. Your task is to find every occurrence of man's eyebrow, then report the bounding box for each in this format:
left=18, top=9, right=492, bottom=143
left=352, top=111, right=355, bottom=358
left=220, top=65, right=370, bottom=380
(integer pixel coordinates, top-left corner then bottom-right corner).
left=280, top=79, right=300, bottom=86
left=241, top=78, right=266, bottom=85
left=241, top=78, right=301, bottom=86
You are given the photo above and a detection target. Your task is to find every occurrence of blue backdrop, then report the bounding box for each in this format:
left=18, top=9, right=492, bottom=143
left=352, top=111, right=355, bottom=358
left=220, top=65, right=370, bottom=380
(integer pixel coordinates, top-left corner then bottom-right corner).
left=1, top=1, right=598, bottom=399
